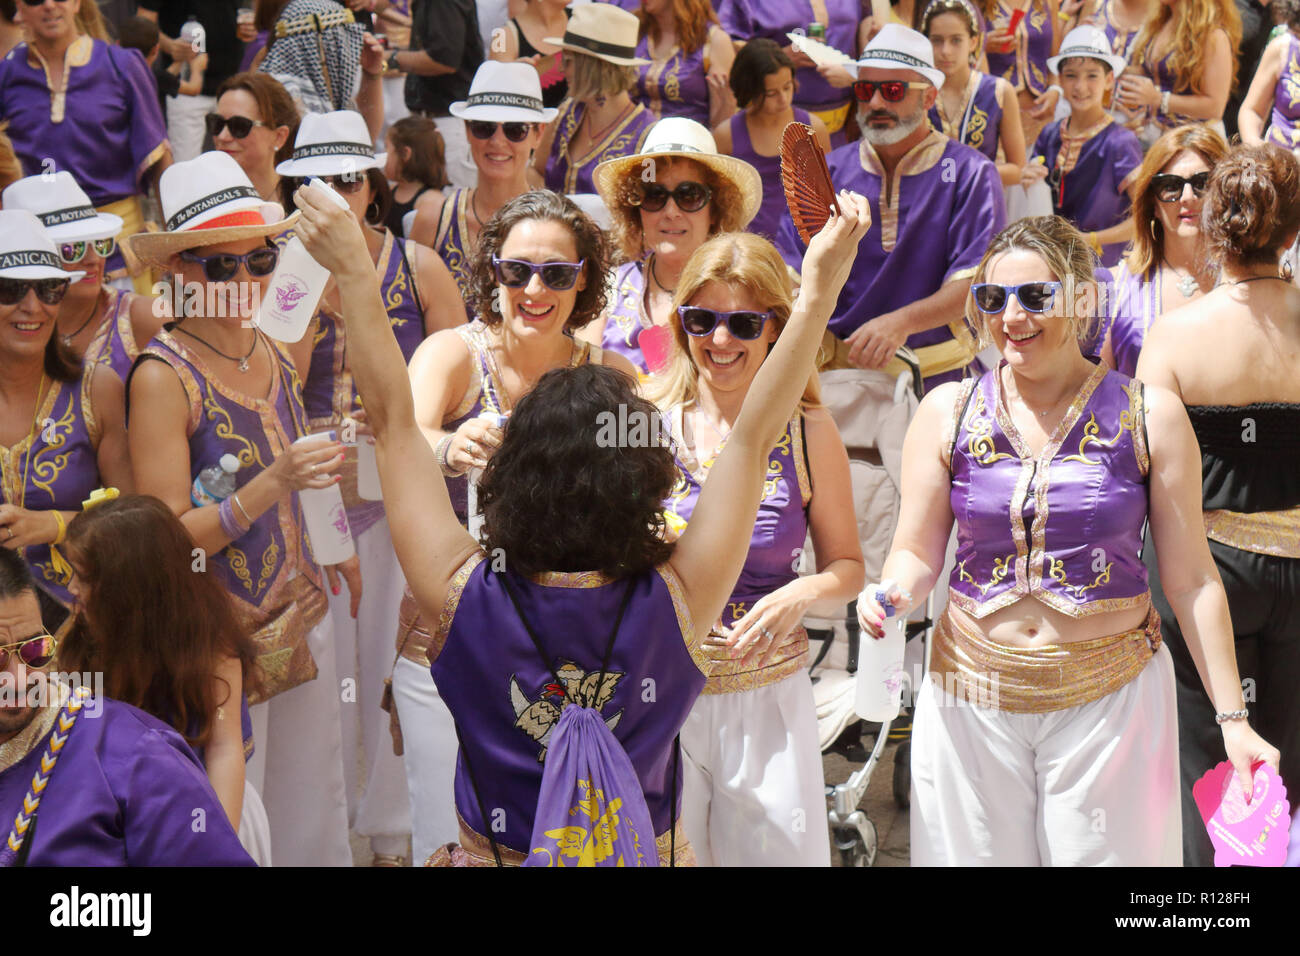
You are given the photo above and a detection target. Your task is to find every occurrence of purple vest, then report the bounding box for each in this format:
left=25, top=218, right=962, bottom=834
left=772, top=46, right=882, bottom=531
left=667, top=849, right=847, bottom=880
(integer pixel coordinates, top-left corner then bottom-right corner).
left=728, top=107, right=812, bottom=241
left=1092, top=0, right=1139, bottom=60
left=985, top=0, right=1054, bottom=95
left=1107, top=260, right=1160, bottom=377
left=927, top=71, right=1004, bottom=164
left=1266, top=34, right=1300, bottom=152
left=83, top=288, right=141, bottom=385
left=1141, top=48, right=1200, bottom=131
left=432, top=188, right=477, bottom=322
left=430, top=552, right=708, bottom=853
left=304, top=231, right=426, bottom=537
left=544, top=100, right=656, bottom=195
left=0, top=373, right=101, bottom=611
left=138, top=329, right=322, bottom=623
left=600, top=260, right=652, bottom=373
left=1030, top=118, right=1142, bottom=267
left=947, top=362, right=1150, bottom=618
left=634, top=35, right=711, bottom=127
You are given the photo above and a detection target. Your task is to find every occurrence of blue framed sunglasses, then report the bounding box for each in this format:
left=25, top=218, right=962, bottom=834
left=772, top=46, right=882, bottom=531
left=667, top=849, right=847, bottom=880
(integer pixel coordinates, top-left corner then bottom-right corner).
left=677, top=305, right=773, bottom=340
left=971, top=281, right=1061, bottom=314
left=492, top=256, right=586, bottom=291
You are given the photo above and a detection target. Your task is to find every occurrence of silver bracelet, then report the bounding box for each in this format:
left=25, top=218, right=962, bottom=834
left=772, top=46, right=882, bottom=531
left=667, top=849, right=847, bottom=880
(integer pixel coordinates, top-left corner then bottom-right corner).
left=1159, top=89, right=1171, bottom=116
left=1214, top=708, right=1249, bottom=725
left=434, top=433, right=462, bottom=477
left=232, top=491, right=254, bottom=526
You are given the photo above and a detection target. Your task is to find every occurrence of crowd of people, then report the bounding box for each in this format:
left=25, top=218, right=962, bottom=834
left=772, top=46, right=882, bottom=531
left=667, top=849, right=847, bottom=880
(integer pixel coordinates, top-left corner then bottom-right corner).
left=0, top=0, right=1296, bottom=868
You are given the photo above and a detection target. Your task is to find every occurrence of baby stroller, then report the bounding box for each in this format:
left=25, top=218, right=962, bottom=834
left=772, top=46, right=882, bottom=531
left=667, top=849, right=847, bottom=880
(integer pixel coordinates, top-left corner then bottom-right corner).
left=799, top=349, right=930, bottom=867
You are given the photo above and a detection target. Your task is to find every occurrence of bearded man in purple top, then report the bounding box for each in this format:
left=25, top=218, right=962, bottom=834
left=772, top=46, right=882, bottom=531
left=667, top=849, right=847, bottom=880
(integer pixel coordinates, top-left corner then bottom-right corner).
left=0, top=550, right=252, bottom=867
left=777, top=24, right=1005, bottom=389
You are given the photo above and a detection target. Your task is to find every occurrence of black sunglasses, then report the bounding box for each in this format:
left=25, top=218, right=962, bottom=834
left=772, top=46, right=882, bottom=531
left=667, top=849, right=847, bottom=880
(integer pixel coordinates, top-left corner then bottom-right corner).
left=205, top=113, right=267, bottom=140
left=633, top=181, right=712, bottom=214
left=297, top=173, right=368, bottom=195
left=0, top=277, right=70, bottom=306
left=852, top=80, right=930, bottom=103
left=467, top=120, right=534, bottom=143
left=971, top=281, right=1061, bottom=314
left=0, top=633, right=56, bottom=670
left=179, top=246, right=280, bottom=282
left=1152, top=171, right=1211, bottom=203
left=492, top=256, right=586, bottom=291
left=678, top=305, right=773, bottom=340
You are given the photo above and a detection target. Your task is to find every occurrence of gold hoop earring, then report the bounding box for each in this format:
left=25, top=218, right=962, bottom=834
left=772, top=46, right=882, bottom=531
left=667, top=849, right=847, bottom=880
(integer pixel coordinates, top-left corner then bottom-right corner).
left=1149, top=219, right=1157, bottom=238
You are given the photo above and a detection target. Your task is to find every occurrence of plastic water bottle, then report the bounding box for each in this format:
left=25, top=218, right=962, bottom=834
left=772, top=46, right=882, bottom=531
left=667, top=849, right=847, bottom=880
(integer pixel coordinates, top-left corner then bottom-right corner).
left=855, top=579, right=906, bottom=722
left=466, top=412, right=509, bottom=542
left=192, top=454, right=241, bottom=507
left=179, top=19, right=204, bottom=82
left=255, top=178, right=349, bottom=344
left=294, top=434, right=355, bottom=565
left=356, top=438, right=381, bottom=501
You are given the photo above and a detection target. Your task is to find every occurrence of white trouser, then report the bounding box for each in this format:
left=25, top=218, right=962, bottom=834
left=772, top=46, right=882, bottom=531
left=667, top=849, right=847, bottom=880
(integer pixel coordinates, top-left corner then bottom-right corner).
left=391, top=655, right=459, bottom=866
left=166, top=93, right=218, bottom=163
left=433, top=116, right=478, bottom=190
left=681, top=669, right=831, bottom=866
left=910, top=643, right=1182, bottom=866
left=237, top=778, right=272, bottom=867
left=328, top=516, right=411, bottom=856
left=247, top=614, right=353, bottom=867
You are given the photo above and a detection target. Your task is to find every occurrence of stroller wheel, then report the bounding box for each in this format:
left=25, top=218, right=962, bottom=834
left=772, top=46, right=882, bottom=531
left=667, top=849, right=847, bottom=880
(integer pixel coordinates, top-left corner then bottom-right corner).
left=834, top=818, right=878, bottom=867
left=893, top=740, right=911, bottom=809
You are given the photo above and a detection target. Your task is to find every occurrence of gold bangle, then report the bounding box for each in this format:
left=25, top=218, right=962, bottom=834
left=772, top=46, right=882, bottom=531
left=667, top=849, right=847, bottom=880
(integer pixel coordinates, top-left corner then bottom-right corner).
left=51, top=509, right=67, bottom=545
left=1086, top=232, right=1103, bottom=255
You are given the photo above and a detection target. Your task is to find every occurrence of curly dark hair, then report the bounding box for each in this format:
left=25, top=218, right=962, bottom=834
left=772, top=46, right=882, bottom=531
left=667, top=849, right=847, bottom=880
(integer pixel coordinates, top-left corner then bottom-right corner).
left=478, top=364, right=677, bottom=578
left=607, top=156, right=746, bottom=262
left=466, top=189, right=610, bottom=330
left=1202, top=143, right=1300, bottom=269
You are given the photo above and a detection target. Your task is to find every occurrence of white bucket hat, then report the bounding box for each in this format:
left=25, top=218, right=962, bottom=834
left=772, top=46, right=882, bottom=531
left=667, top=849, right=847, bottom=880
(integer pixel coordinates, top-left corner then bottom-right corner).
left=2, top=172, right=123, bottom=243
left=0, top=210, right=86, bottom=281
left=125, top=152, right=295, bottom=266
left=450, top=61, right=559, bottom=124
left=276, top=109, right=382, bottom=178
left=593, top=117, right=763, bottom=228
left=1047, top=26, right=1127, bottom=76
left=544, top=2, right=649, bottom=67
left=856, top=23, right=946, bottom=88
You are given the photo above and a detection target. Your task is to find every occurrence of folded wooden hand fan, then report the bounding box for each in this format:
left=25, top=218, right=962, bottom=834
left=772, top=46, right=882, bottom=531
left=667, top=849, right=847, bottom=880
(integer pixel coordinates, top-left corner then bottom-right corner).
left=780, top=122, right=840, bottom=244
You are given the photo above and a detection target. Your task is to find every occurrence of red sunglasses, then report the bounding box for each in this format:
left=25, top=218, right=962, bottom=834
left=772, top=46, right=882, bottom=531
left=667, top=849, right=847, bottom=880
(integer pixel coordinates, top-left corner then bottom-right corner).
left=852, top=80, right=930, bottom=103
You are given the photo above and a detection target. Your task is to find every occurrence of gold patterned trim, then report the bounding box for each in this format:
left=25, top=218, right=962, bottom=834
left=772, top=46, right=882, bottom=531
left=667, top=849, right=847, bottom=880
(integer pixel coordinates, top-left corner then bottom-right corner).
left=396, top=586, right=433, bottom=667
left=1052, top=115, right=1113, bottom=178
left=790, top=413, right=812, bottom=507
left=1204, top=507, right=1300, bottom=559
left=448, top=321, right=486, bottom=422
left=0, top=683, right=64, bottom=775
left=558, top=101, right=652, bottom=195
left=654, top=561, right=705, bottom=675
left=431, top=550, right=487, bottom=664
left=528, top=569, right=616, bottom=588
left=440, top=811, right=694, bottom=867
left=942, top=377, right=978, bottom=471
left=26, top=35, right=92, bottom=124
left=701, top=626, right=809, bottom=694
left=857, top=129, right=948, bottom=253
left=1128, top=380, right=1149, bottom=478
left=141, top=343, right=203, bottom=435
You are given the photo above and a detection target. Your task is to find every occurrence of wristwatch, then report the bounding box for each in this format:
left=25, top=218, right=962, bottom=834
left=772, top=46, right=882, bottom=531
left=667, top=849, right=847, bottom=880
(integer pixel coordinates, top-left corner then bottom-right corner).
left=386, top=50, right=401, bottom=74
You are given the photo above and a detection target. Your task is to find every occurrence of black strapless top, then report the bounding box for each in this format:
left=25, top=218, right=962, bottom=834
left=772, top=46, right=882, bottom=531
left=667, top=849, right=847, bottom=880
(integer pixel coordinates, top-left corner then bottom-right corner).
left=1187, top=404, right=1300, bottom=512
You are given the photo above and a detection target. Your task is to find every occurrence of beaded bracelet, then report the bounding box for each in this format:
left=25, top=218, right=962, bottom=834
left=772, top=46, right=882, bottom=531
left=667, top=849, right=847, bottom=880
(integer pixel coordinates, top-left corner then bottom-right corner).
left=219, top=497, right=250, bottom=540
left=435, top=433, right=463, bottom=477
left=1215, top=708, right=1249, bottom=725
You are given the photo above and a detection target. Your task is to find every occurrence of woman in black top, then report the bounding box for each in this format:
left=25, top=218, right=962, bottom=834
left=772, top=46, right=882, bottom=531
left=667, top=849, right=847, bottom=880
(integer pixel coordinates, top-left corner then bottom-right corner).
left=489, top=0, right=571, bottom=109
left=1137, top=144, right=1300, bottom=867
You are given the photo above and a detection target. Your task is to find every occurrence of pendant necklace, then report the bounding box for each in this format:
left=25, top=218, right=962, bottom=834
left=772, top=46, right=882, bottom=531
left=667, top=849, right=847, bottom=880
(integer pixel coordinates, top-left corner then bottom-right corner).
left=1163, top=257, right=1200, bottom=298
left=60, top=294, right=101, bottom=347
left=176, top=325, right=259, bottom=372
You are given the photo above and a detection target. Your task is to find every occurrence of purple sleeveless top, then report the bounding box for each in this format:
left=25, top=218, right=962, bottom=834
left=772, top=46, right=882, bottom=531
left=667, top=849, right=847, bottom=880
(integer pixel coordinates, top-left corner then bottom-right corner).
left=83, top=288, right=142, bottom=385
left=1267, top=34, right=1300, bottom=153
left=544, top=100, right=656, bottom=195
left=440, top=323, right=600, bottom=521
left=1140, top=47, right=1202, bottom=131
left=1107, top=260, right=1159, bottom=377
left=986, top=0, right=1054, bottom=96
left=927, top=72, right=1004, bottom=164
left=600, top=260, right=653, bottom=372
left=137, top=328, right=323, bottom=624
left=0, top=373, right=101, bottom=611
left=946, top=362, right=1150, bottom=618
left=729, top=107, right=812, bottom=241
left=634, top=35, right=711, bottom=127
left=430, top=552, right=708, bottom=851
left=1090, top=0, right=1139, bottom=60
left=432, top=188, right=477, bottom=322
left=304, top=231, right=426, bottom=538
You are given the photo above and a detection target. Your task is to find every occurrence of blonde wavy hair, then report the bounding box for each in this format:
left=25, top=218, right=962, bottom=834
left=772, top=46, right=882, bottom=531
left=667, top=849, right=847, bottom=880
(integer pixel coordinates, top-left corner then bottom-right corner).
left=1130, top=0, right=1242, bottom=96
left=648, top=232, right=821, bottom=413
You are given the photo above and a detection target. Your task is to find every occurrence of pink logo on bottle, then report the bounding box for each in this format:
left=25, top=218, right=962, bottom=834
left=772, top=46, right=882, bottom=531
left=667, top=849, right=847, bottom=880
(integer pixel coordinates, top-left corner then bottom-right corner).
left=274, top=277, right=309, bottom=313
left=329, top=503, right=351, bottom=541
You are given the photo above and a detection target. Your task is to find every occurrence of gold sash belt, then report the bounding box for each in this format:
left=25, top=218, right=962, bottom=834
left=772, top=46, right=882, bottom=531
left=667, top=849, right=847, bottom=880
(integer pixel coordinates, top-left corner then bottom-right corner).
left=929, top=605, right=1161, bottom=714
left=818, top=321, right=978, bottom=380
left=396, top=586, right=434, bottom=668
left=699, top=625, right=809, bottom=695
left=1203, top=507, right=1300, bottom=559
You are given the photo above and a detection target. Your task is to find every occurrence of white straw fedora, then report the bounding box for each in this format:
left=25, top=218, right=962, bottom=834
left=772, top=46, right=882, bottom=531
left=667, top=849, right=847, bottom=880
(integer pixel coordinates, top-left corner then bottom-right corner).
left=593, top=117, right=763, bottom=228
left=276, top=109, right=382, bottom=178
left=856, top=23, right=946, bottom=88
left=450, top=61, right=559, bottom=124
left=544, top=3, right=649, bottom=67
left=1047, top=26, right=1128, bottom=76
left=0, top=210, right=86, bottom=281
left=126, top=152, right=296, bottom=266
left=2, top=172, right=123, bottom=243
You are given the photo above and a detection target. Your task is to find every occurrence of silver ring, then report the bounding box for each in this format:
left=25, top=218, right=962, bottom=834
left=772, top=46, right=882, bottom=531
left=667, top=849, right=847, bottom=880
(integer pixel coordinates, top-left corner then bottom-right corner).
left=760, top=627, right=774, bottom=641
left=311, top=464, right=319, bottom=476
left=3, top=528, right=10, bottom=541
left=466, top=440, right=479, bottom=455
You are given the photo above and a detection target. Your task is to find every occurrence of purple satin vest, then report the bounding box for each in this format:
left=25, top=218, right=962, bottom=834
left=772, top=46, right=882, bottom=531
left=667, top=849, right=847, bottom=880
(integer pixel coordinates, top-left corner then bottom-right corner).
left=1107, top=260, right=1159, bottom=377
left=1091, top=0, right=1139, bottom=60
left=543, top=100, right=656, bottom=195
left=432, top=188, right=477, bottom=322
left=1141, top=48, right=1199, bottom=131
left=0, top=374, right=101, bottom=610
left=927, top=72, right=1004, bottom=164
left=139, top=329, right=321, bottom=622
left=83, top=288, right=141, bottom=385
left=662, top=408, right=811, bottom=627
left=634, top=35, right=711, bottom=127
left=600, top=260, right=652, bottom=372
left=1266, top=34, right=1300, bottom=152
left=304, top=231, right=426, bottom=538
left=947, top=362, right=1151, bottom=618
left=431, top=552, right=708, bottom=852
left=986, top=0, right=1054, bottom=96
left=729, top=107, right=811, bottom=241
